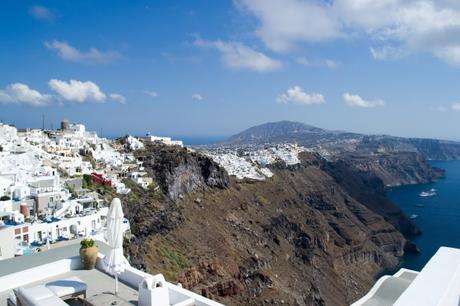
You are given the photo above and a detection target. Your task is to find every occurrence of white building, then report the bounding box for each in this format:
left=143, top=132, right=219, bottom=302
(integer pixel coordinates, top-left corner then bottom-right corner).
left=0, top=206, right=110, bottom=259
left=147, top=135, right=184, bottom=147
left=126, top=136, right=144, bottom=150
left=0, top=177, right=13, bottom=198
left=0, top=124, right=19, bottom=152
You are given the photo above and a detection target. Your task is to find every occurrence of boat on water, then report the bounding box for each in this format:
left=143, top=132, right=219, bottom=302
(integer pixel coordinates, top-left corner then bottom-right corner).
left=410, top=214, right=419, bottom=219
left=419, top=189, right=437, bottom=197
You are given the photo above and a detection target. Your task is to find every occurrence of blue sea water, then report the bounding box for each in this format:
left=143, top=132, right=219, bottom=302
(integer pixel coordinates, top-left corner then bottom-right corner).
left=386, top=160, right=460, bottom=271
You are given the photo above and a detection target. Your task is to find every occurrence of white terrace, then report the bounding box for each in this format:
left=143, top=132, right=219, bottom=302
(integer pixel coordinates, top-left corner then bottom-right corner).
left=0, top=242, right=224, bottom=306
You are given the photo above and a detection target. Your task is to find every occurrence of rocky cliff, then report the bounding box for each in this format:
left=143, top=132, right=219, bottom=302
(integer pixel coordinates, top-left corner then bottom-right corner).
left=135, top=143, right=229, bottom=201
left=359, top=136, right=460, bottom=160
left=338, top=152, right=445, bottom=187
left=122, top=145, right=418, bottom=306
left=407, top=138, right=460, bottom=160
left=322, top=157, right=420, bottom=237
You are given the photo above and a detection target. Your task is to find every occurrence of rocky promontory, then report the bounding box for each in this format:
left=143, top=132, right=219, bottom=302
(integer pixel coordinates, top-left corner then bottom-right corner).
left=136, top=142, right=229, bottom=201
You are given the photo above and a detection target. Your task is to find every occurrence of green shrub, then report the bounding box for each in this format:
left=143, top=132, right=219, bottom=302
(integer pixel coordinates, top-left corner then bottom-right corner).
left=157, top=244, right=189, bottom=280
left=80, top=238, right=96, bottom=249
left=82, top=174, right=93, bottom=188
left=0, top=195, right=11, bottom=201
left=256, top=194, right=270, bottom=206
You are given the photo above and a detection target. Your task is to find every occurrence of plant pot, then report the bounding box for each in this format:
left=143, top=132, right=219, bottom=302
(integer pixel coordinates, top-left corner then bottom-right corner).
left=79, top=246, right=98, bottom=270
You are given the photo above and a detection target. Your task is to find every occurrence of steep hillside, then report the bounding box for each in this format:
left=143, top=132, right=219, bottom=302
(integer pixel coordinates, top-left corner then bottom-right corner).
left=359, top=136, right=460, bottom=160
left=122, top=144, right=419, bottom=306
left=339, top=152, right=445, bottom=187
left=407, top=138, right=460, bottom=160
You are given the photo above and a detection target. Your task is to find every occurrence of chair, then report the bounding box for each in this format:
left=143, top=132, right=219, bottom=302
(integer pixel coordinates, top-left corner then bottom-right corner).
left=11, top=286, right=68, bottom=306
left=45, top=276, right=87, bottom=300
left=8, top=276, right=87, bottom=306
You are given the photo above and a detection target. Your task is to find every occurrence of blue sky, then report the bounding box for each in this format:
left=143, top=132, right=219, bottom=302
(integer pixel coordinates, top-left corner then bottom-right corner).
left=1, top=0, right=460, bottom=141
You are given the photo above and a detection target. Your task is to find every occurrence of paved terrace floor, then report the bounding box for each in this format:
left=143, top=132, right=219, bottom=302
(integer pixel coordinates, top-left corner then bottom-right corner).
left=0, top=269, right=139, bottom=306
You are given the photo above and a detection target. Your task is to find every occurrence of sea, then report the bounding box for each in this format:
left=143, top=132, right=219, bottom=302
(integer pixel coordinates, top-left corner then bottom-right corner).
left=386, top=160, right=460, bottom=271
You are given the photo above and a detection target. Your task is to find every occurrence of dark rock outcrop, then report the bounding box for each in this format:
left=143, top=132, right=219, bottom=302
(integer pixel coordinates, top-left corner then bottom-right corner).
left=135, top=142, right=229, bottom=201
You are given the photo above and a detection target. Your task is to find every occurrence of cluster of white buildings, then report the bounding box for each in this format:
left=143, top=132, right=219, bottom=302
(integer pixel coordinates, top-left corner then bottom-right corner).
left=0, top=121, right=140, bottom=260
left=204, top=143, right=312, bottom=181
left=247, top=143, right=307, bottom=166
left=144, top=134, right=183, bottom=147
left=206, top=153, right=273, bottom=180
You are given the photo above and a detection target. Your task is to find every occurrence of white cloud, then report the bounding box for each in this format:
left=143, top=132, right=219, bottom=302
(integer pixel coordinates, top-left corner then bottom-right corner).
left=110, top=93, right=126, bottom=104
left=236, top=0, right=460, bottom=66
left=370, top=46, right=407, bottom=60
left=144, top=90, right=158, bottom=98
left=29, top=5, right=55, bottom=22
left=434, top=46, right=460, bottom=67
left=452, top=103, right=460, bottom=112
left=343, top=93, right=385, bottom=108
left=0, top=83, right=52, bottom=107
left=44, top=40, right=121, bottom=64
left=49, top=79, right=106, bottom=103
left=296, top=56, right=337, bottom=68
left=192, top=94, right=204, bottom=101
left=276, top=86, right=325, bottom=105
left=235, top=0, right=340, bottom=52
left=324, top=60, right=337, bottom=69
left=194, top=37, right=282, bottom=72
left=435, top=106, right=448, bottom=112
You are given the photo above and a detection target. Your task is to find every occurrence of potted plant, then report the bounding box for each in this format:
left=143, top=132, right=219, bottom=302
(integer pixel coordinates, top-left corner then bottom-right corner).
left=79, top=238, right=98, bottom=270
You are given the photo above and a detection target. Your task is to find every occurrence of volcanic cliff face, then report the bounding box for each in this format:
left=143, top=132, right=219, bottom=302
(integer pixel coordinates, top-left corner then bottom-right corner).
left=407, top=138, right=460, bottom=160
left=338, top=152, right=445, bottom=187
left=123, top=145, right=417, bottom=306
left=322, top=158, right=420, bottom=237
left=359, top=136, right=460, bottom=160
left=136, top=143, right=229, bottom=201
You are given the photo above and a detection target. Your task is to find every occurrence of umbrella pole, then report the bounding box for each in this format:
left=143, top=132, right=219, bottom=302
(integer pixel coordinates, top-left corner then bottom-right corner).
left=115, top=274, right=118, bottom=296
